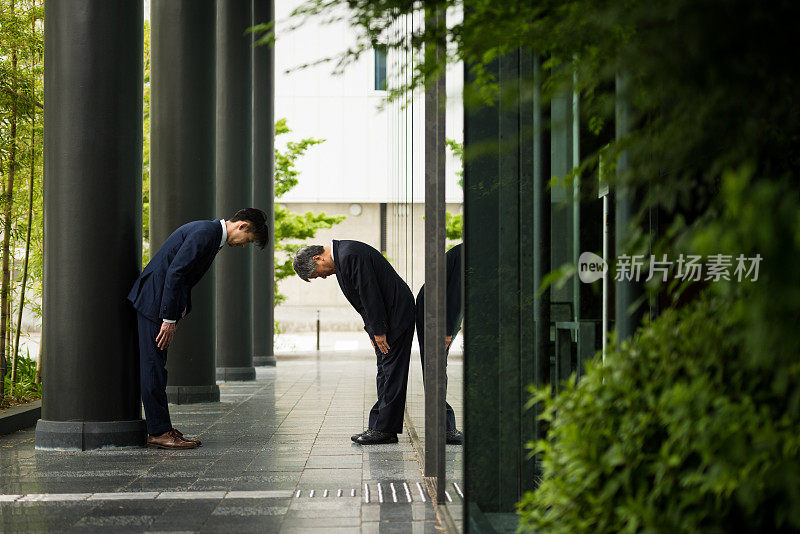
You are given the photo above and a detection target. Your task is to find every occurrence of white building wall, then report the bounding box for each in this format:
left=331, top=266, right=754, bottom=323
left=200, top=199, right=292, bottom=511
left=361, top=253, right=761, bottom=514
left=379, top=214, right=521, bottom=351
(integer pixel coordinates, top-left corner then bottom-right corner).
left=275, top=1, right=391, bottom=203
left=275, top=1, right=463, bottom=204
left=274, top=3, right=464, bottom=332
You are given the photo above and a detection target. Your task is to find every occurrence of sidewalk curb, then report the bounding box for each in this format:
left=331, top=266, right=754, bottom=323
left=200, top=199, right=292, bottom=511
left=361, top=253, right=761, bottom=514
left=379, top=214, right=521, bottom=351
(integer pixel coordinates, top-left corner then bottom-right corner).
left=0, top=400, right=41, bottom=437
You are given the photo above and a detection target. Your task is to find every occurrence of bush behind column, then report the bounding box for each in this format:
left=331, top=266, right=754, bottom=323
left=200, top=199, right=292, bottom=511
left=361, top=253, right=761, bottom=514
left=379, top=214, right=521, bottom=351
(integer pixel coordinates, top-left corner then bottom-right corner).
left=518, top=287, right=800, bottom=532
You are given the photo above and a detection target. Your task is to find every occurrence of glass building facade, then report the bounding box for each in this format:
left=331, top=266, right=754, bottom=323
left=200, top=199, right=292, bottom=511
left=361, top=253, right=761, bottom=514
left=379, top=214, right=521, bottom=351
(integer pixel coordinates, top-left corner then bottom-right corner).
left=384, top=35, right=624, bottom=530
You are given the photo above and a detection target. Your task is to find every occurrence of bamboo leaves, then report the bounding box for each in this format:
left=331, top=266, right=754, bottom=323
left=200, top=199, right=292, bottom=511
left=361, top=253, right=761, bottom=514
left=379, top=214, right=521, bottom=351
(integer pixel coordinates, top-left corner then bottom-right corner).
left=0, top=0, right=43, bottom=406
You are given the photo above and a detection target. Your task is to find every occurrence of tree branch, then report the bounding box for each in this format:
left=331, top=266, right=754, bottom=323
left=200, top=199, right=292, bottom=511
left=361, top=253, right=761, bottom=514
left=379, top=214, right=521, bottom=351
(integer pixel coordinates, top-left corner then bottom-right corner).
left=1, top=87, right=43, bottom=110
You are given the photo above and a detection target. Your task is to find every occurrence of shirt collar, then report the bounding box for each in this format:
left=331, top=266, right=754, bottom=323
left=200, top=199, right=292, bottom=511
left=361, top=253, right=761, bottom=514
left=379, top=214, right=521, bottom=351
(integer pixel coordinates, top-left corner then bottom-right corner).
left=220, top=219, right=227, bottom=249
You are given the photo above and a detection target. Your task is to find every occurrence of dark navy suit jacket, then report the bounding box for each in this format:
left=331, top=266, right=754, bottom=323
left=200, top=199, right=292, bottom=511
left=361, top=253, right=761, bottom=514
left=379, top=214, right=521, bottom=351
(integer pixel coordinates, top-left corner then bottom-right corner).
left=127, top=220, right=223, bottom=322
left=416, top=243, right=462, bottom=336
left=333, top=240, right=415, bottom=344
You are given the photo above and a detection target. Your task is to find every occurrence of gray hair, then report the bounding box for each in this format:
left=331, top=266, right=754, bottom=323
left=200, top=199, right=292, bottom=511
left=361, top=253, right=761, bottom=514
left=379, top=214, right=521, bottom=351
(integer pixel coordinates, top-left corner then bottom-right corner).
left=292, top=245, right=325, bottom=282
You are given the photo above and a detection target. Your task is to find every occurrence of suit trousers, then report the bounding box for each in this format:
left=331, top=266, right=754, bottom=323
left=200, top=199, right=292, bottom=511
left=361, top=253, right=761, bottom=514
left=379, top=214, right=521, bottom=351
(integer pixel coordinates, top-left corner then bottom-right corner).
left=137, top=312, right=172, bottom=436
left=368, top=324, right=414, bottom=435
left=414, top=321, right=457, bottom=432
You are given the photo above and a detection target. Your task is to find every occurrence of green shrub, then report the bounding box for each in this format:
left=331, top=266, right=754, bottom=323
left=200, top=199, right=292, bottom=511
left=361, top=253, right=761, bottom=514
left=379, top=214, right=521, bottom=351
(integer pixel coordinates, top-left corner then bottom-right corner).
left=2, top=352, right=41, bottom=408
left=518, top=294, right=800, bottom=533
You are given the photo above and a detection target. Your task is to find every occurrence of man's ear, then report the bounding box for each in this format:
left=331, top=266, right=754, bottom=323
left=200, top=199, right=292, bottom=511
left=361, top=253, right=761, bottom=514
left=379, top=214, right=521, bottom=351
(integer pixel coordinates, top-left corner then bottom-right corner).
left=312, top=254, right=323, bottom=265
left=238, top=221, right=250, bottom=232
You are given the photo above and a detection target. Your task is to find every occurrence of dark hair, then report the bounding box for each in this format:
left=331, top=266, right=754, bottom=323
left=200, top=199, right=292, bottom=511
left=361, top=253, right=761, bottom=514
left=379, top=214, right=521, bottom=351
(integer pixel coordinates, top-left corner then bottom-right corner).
left=229, top=208, right=269, bottom=249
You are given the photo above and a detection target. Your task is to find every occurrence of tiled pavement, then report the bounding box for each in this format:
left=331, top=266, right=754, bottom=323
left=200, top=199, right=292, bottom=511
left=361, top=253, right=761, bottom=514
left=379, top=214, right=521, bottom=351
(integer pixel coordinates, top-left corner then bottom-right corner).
left=0, top=355, right=463, bottom=533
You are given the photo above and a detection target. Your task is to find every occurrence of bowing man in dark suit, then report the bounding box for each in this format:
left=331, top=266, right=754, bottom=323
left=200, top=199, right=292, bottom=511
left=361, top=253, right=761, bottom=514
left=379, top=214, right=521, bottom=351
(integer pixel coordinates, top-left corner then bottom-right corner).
left=293, top=240, right=416, bottom=445
left=128, top=208, right=268, bottom=449
left=415, top=243, right=463, bottom=444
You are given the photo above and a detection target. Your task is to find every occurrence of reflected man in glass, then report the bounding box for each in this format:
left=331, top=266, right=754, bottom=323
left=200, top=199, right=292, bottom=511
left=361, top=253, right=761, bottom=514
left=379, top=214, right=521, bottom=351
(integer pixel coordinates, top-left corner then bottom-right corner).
left=415, top=243, right=463, bottom=444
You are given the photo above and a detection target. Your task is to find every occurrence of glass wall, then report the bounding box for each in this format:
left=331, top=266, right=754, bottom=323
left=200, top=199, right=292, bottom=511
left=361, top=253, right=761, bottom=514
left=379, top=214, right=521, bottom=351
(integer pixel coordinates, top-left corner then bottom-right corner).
left=385, top=8, right=465, bottom=523
left=461, top=51, right=607, bottom=531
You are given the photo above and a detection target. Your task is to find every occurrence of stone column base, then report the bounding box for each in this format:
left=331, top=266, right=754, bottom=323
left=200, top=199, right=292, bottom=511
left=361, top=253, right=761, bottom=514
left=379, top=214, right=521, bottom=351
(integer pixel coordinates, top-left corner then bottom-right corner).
left=35, top=419, right=146, bottom=451
left=253, top=355, right=277, bottom=367
left=166, top=384, right=220, bottom=404
left=216, top=366, right=256, bottom=381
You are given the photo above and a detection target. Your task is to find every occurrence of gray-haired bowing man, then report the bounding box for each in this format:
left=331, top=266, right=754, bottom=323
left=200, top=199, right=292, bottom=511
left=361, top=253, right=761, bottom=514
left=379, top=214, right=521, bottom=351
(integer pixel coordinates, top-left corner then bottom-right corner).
left=293, top=240, right=415, bottom=445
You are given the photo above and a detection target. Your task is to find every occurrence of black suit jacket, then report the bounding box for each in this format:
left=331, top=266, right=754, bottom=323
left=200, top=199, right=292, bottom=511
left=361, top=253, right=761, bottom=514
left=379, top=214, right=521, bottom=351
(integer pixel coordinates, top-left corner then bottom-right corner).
left=416, top=243, right=462, bottom=336
left=333, top=239, right=415, bottom=344
left=127, top=220, right=223, bottom=322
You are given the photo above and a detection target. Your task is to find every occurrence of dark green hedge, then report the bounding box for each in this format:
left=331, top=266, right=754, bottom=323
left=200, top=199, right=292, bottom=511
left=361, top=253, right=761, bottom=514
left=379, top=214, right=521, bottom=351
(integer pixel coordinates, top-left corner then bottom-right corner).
left=519, top=294, right=800, bottom=533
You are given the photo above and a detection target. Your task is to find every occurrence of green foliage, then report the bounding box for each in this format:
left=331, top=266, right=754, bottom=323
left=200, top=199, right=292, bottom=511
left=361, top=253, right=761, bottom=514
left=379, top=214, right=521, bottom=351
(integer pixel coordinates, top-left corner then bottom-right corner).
left=522, top=164, right=800, bottom=532
left=445, top=211, right=461, bottom=242
left=273, top=119, right=345, bottom=307
left=2, top=352, right=40, bottom=408
left=445, top=138, right=463, bottom=241
left=142, top=19, right=151, bottom=266
left=445, top=138, right=463, bottom=188
left=1, top=0, right=43, bottom=400
left=274, top=118, right=324, bottom=197
left=520, top=293, right=800, bottom=533
left=691, top=167, right=800, bottom=373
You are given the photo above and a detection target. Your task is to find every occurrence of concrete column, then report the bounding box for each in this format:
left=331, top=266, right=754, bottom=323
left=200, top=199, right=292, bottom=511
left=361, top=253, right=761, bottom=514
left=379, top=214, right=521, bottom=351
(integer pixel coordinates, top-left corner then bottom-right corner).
left=151, top=0, right=219, bottom=403
left=550, top=85, right=576, bottom=316
left=496, top=50, right=523, bottom=509
left=463, top=49, right=542, bottom=515
left=531, top=52, right=551, bottom=467
left=463, top=57, right=502, bottom=512
left=615, top=73, right=643, bottom=343
left=423, top=9, right=447, bottom=503
left=36, top=0, right=146, bottom=450
left=216, top=0, right=255, bottom=381
left=252, top=0, right=276, bottom=367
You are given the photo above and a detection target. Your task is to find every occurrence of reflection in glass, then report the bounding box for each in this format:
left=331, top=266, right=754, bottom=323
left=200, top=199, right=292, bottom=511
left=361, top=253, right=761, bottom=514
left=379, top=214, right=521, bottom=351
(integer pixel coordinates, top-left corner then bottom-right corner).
left=384, top=8, right=464, bottom=518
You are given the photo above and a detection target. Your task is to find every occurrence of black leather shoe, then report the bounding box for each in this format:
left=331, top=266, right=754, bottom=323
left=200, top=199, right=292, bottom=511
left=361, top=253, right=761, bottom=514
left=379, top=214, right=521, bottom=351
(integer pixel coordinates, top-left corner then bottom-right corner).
left=356, top=429, right=398, bottom=445
left=351, top=429, right=369, bottom=442
left=446, top=429, right=463, bottom=445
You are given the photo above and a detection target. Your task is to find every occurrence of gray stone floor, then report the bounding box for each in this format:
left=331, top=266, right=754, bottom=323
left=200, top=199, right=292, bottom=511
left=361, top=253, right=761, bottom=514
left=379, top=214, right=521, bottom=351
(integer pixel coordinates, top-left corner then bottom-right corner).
left=0, top=356, right=463, bottom=533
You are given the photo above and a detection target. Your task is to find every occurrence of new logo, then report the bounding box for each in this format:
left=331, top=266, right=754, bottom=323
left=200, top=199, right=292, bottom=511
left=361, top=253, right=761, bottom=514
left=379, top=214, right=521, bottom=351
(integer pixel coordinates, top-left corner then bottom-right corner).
left=578, top=252, right=607, bottom=283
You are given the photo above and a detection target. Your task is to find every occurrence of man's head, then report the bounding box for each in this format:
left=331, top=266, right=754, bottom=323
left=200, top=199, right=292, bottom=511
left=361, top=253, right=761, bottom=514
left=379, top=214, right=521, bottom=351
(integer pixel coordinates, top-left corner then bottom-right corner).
left=227, top=208, right=269, bottom=249
left=293, top=245, right=335, bottom=281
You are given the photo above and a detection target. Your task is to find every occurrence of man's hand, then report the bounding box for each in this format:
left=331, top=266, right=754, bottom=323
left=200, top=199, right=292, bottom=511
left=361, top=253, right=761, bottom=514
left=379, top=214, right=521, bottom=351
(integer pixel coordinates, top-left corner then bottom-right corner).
left=373, top=334, right=390, bottom=355
left=156, top=321, right=178, bottom=350
left=445, top=335, right=453, bottom=350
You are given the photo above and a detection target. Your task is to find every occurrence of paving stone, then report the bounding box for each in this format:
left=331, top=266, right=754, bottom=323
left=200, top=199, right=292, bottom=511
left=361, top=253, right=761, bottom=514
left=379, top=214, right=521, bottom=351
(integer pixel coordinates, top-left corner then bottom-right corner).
left=71, top=514, right=158, bottom=528
left=0, top=358, right=461, bottom=532
left=279, top=515, right=360, bottom=528
left=86, top=492, right=160, bottom=500
left=305, top=455, right=362, bottom=469
left=298, top=468, right=362, bottom=486
left=232, top=473, right=301, bottom=490
left=280, top=527, right=360, bottom=534
left=199, top=515, right=284, bottom=533
left=360, top=520, right=441, bottom=534
left=361, top=503, right=439, bottom=522
left=210, top=502, right=289, bottom=516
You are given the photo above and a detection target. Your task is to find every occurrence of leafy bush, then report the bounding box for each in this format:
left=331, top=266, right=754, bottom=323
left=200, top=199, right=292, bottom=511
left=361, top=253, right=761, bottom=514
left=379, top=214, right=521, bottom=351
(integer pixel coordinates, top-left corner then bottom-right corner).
left=518, top=294, right=800, bottom=533
left=2, top=352, right=41, bottom=408
left=272, top=118, right=345, bottom=310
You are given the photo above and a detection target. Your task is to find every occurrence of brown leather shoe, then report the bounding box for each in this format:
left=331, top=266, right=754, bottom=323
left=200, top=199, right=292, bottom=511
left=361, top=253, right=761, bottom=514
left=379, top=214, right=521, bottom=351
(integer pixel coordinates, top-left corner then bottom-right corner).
left=147, top=429, right=197, bottom=449
left=172, top=428, right=202, bottom=447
